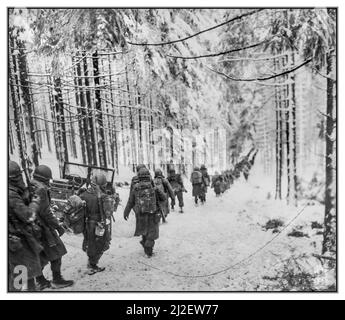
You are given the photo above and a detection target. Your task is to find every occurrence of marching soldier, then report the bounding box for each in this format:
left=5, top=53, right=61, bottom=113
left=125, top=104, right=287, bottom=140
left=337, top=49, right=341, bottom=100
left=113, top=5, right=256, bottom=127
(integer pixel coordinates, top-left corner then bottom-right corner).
left=30, top=165, right=73, bottom=290
left=190, top=167, right=205, bottom=205
left=130, top=164, right=149, bottom=235
left=167, top=168, right=187, bottom=213
left=8, top=161, right=43, bottom=291
left=124, top=168, right=166, bottom=257
left=79, top=173, right=115, bottom=275
left=211, top=171, right=223, bottom=197
left=200, top=165, right=210, bottom=203
left=154, top=168, right=175, bottom=223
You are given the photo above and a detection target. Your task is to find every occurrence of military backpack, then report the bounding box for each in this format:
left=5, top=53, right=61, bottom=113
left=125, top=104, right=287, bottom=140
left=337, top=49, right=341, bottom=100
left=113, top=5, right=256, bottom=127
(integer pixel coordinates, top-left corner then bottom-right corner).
left=135, top=181, right=157, bottom=214
left=154, top=177, right=166, bottom=195
left=63, top=195, right=86, bottom=234
left=191, top=171, right=202, bottom=184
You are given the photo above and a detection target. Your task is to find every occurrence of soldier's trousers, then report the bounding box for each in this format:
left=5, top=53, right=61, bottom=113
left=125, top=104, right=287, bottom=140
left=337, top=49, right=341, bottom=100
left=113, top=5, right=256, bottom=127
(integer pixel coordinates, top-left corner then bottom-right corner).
left=40, top=257, right=62, bottom=273
left=175, top=191, right=184, bottom=208
left=88, top=253, right=103, bottom=266
left=142, top=235, right=155, bottom=249
left=50, top=258, right=62, bottom=273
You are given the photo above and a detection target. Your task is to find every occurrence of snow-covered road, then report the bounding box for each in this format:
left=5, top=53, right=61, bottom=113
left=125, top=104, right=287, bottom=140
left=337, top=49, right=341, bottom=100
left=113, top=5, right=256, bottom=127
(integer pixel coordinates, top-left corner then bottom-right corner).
left=45, top=177, right=329, bottom=291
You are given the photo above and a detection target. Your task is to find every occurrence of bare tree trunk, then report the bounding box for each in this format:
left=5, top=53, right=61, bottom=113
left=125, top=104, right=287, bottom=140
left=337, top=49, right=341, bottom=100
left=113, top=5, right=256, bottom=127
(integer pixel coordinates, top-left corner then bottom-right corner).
left=53, top=77, right=69, bottom=168
left=16, top=38, right=38, bottom=167
left=83, top=52, right=98, bottom=165
left=108, top=54, right=118, bottom=172
left=125, top=64, right=136, bottom=171
left=322, top=52, right=336, bottom=258
left=8, top=125, right=14, bottom=155
left=9, top=40, right=28, bottom=179
left=75, top=54, right=88, bottom=164
left=46, top=72, right=61, bottom=175
left=93, top=51, right=107, bottom=167
left=274, top=58, right=282, bottom=200
left=278, top=64, right=283, bottom=200
left=284, top=54, right=291, bottom=204
left=65, top=73, right=78, bottom=159
left=290, top=51, right=298, bottom=206
left=149, top=93, right=156, bottom=171
left=137, top=89, right=143, bottom=163
left=117, top=75, right=127, bottom=168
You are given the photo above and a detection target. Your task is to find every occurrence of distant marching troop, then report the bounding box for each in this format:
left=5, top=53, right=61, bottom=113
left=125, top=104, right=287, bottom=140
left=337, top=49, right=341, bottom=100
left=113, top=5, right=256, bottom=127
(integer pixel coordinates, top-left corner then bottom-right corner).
left=8, top=149, right=258, bottom=291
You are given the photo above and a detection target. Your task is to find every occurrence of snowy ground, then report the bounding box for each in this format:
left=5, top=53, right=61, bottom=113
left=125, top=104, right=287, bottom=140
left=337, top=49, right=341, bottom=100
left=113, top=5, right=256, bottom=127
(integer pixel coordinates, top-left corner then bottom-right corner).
left=43, top=174, right=334, bottom=292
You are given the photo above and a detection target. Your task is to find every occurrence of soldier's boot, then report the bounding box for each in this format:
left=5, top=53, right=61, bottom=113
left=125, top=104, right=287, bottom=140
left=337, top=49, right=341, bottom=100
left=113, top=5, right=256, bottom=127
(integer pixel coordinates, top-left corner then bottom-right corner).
left=36, top=275, right=51, bottom=291
left=140, top=236, right=146, bottom=248
left=144, top=246, right=153, bottom=257
left=22, top=278, right=37, bottom=292
left=87, top=264, right=106, bottom=275
left=87, top=261, right=105, bottom=276
left=179, top=207, right=184, bottom=213
left=51, top=272, right=74, bottom=289
left=171, top=204, right=175, bottom=211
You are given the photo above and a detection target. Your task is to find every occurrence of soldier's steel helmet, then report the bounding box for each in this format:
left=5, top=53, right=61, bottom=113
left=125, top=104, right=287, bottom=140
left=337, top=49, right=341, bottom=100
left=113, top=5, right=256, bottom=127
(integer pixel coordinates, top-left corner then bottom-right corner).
left=194, top=167, right=200, bottom=171
left=154, top=168, right=163, bottom=177
left=138, top=168, right=151, bottom=181
left=200, top=164, right=206, bottom=170
left=9, top=161, right=22, bottom=179
left=92, top=173, right=107, bottom=186
left=33, top=165, right=53, bottom=182
left=136, top=164, right=146, bottom=173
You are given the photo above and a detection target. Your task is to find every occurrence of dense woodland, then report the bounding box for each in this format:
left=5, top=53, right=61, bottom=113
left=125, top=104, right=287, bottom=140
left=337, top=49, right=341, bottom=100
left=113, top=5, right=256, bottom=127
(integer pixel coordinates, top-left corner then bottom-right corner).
left=8, top=8, right=336, bottom=260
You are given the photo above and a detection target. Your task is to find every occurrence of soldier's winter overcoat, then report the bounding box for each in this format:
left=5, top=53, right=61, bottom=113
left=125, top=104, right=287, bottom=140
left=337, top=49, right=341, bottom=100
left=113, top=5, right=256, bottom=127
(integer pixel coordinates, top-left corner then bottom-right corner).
left=190, top=171, right=205, bottom=198
left=30, top=179, right=67, bottom=264
left=9, top=184, right=43, bottom=283
left=124, top=184, right=166, bottom=241
left=154, top=176, right=175, bottom=218
left=167, top=173, right=185, bottom=208
left=79, top=187, right=112, bottom=263
left=200, top=168, right=210, bottom=194
left=211, top=175, right=223, bottom=195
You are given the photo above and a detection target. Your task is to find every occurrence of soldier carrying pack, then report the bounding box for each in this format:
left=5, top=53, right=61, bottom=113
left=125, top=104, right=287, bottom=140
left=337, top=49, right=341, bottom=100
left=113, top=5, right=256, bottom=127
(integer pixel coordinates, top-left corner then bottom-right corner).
left=124, top=167, right=166, bottom=257
left=135, top=180, right=157, bottom=215
left=63, top=195, right=86, bottom=235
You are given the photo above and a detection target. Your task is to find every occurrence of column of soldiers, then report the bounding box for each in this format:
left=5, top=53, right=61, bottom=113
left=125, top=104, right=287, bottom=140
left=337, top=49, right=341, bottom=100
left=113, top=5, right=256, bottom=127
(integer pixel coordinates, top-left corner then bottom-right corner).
left=210, top=149, right=259, bottom=196
left=9, top=151, right=258, bottom=291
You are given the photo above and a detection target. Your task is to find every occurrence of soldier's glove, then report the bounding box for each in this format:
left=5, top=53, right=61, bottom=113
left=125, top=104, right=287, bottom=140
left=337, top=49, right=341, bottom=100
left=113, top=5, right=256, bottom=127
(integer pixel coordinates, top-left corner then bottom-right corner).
left=183, top=188, right=188, bottom=193
left=124, top=212, right=129, bottom=221
left=57, top=224, right=66, bottom=237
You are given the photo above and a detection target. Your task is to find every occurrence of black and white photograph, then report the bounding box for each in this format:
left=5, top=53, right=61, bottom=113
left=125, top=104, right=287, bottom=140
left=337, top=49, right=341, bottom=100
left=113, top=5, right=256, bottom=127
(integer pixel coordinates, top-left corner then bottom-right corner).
left=7, top=6, right=337, bottom=293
